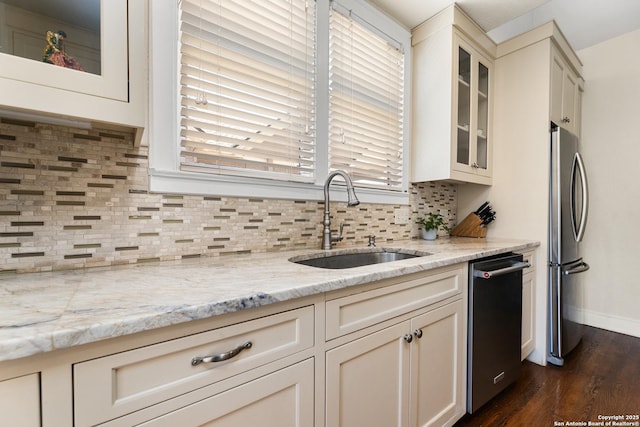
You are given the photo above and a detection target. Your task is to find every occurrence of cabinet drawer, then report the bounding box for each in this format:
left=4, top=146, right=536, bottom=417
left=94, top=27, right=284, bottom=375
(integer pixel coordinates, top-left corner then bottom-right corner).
left=137, top=359, right=314, bottom=427
left=522, top=249, right=536, bottom=272
left=326, top=265, right=465, bottom=340
left=74, top=306, right=314, bottom=427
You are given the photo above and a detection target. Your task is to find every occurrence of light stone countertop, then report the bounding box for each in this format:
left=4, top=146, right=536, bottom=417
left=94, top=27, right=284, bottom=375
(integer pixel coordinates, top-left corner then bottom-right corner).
left=0, top=237, right=539, bottom=363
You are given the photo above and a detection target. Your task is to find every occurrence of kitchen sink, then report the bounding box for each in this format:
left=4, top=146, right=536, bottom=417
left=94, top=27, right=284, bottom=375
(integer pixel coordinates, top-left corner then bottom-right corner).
left=289, top=248, right=430, bottom=269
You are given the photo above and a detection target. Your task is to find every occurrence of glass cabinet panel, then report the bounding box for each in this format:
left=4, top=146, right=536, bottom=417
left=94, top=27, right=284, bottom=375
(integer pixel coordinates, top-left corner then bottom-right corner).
left=476, top=62, right=489, bottom=169
left=457, top=47, right=471, bottom=165
left=0, top=0, right=101, bottom=75
left=0, top=0, right=127, bottom=102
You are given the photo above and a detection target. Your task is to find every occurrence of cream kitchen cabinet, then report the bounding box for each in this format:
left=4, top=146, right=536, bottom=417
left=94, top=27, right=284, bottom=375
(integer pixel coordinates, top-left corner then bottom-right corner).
left=411, top=5, right=496, bottom=186
left=73, top=305, right=315, bottom=426
left=521, top=249, right=537, bottom=360
left=550, top=47, right=584, bottom=136
left=0, top=0, right=146, bottom=142
left=136, top=359, right=314, bottom=427
left=0, top=253, right=508, bottom=426
left=325, top=265, right=467, bottom=427
left=0, top=373, right=41, bottom=426
left=410, top=300, right=466, bottom=427
left=326, top=321, right=411, bottom=426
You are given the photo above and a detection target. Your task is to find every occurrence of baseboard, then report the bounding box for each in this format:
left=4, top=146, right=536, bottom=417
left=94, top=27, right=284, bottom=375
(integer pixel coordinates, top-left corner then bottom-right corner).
left=581, top=309, right=640, bottom=338
left=524, top=310, right=640, bottom=367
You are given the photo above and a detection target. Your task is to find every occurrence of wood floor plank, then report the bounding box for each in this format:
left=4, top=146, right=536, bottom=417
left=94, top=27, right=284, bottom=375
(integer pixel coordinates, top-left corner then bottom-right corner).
left=454, top=326, right=640, bottom=426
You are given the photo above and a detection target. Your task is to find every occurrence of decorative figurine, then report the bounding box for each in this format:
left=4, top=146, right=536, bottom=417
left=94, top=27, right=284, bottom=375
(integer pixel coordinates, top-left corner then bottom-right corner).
left=42, top=30, right=85, bottom=71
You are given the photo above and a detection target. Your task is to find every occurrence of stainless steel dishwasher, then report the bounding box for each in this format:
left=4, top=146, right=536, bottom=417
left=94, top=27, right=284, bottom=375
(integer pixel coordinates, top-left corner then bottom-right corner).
left=467, top=252, right=529, bottom=413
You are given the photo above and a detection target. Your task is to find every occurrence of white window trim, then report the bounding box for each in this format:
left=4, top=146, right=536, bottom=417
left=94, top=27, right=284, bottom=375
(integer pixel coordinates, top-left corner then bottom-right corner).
left=148, top=0, right=411, bottom=205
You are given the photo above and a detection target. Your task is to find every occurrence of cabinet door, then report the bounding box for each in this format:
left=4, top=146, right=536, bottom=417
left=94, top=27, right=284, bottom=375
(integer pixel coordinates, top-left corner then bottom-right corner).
left=521, top=269, right=536, bottom=360
left=138, top=359, right=314, bottom=427
left=456, top=43, right=472, bottom=169
left=475, top=60, right=490, bottom=172
left=550, top=49, right=580, bottom=134
left=574, top=83, right=584, bottom=137
left=562, top=71, right=577, bottom=131
left=520, top=250, right=537, bottom=360
left=550, top=52, right=565, bottom=126
left=0, top=374, right=41, bottom=426
left=454, top=35, right=492, bottom=179
left=0, top=0, right=128, bottom=101
left=326, top=322, right=411, bottom=427
left=409, top=299, right=466, bottom=427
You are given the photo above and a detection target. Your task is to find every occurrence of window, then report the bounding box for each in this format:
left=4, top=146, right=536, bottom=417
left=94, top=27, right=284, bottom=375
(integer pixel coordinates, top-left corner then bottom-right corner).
left=179, top=0, right=316, bottom=182
left=329, top=6, right=405, bottom=191
left=149, top=0, right=411, bottom=204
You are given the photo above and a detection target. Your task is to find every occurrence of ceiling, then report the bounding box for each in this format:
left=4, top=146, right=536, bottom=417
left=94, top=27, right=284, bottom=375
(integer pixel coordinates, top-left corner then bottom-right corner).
left=4, top=0, right=639, bottom=52
left=369, top=0, right=640, bottom=51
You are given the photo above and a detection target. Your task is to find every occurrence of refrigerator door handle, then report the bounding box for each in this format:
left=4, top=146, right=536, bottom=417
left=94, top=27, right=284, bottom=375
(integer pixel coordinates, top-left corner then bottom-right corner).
left=563, top=261, right=590, bottom=275
left=571, top=152, right=589, bottom=242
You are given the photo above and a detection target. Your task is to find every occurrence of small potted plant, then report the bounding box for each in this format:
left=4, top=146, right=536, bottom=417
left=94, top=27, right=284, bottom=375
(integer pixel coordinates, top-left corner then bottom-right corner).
left=417, top=212, right=450, bottom=240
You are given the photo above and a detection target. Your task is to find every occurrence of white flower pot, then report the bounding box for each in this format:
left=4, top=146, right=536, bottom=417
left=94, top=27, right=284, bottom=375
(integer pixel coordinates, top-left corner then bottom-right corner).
left=420, top=228, right=437, bottom=240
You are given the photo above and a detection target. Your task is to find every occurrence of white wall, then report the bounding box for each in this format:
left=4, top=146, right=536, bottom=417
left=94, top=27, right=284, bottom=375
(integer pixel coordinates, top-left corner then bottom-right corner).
left=577, top=28, right=640, bottom=337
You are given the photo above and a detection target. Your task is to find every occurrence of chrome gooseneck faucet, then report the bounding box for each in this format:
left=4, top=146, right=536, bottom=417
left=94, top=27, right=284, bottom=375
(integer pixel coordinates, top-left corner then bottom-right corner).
left=322, top=170, right=360, bottom=250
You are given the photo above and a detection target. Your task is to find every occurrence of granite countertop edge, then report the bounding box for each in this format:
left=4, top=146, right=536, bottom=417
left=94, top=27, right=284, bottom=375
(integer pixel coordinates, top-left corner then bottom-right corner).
left=0, top=237, right=540, bottom=363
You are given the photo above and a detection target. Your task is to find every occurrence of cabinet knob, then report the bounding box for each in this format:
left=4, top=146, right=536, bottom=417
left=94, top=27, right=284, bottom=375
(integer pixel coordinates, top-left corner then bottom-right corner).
left=413, top=329, right=423, bottom=339
left=471, top=162, right=479, bottom=169
left=562, top=116, right=571, bottom=123
left=403, top=334, right=413, bottom=343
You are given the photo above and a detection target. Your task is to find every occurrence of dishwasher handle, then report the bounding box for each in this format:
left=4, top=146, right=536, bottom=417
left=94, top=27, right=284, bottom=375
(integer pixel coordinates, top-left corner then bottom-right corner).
left=473, top=261, right=530, bottom=279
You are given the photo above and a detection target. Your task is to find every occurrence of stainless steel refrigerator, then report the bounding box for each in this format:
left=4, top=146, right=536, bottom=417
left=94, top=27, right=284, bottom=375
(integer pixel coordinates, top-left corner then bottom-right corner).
left=548, top=124, right=590, bottom=366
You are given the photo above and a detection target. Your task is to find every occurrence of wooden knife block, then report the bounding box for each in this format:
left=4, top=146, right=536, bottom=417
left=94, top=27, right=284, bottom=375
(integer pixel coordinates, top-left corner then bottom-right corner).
left=450, top=213, right=487, bottom=238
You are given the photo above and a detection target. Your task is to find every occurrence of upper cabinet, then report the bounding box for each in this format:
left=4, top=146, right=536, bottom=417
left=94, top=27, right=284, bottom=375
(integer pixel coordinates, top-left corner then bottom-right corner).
left=550, top=46, right=584, bottom=136
left=0, top=0, right=146, bottom=142
left=411, top=5, right=496, bottom=185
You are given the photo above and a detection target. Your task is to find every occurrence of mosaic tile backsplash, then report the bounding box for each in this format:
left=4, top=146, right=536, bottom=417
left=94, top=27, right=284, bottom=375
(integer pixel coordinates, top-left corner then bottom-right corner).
left=0, top=118, right=457, bottom=273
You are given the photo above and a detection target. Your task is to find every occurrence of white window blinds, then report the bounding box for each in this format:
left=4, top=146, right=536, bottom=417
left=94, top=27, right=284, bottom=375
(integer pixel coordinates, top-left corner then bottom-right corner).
left=328, top=7, right=405, bottom=190
left=179, top=0, right=316, bottom=181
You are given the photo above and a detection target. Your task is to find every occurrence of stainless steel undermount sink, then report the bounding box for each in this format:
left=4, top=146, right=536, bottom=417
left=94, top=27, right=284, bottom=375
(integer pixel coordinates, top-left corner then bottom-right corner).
left=289, top=248, right=431, bottom=269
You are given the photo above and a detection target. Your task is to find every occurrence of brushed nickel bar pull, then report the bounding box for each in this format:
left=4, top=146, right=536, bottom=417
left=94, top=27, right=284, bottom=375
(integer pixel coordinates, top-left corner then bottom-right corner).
left=473, top=261, right=530, bottom=279
left=191, top=341, right=252, bottom=366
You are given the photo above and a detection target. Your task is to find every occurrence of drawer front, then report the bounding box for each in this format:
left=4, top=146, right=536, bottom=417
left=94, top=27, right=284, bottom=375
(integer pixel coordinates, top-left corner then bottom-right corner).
left=522, top=249, right=537, bottom=272
left=74, top=306, right=314, bottom=427
left=326, top=265, right=465, bottom=340
left=137, top=359, right=314, bottom=427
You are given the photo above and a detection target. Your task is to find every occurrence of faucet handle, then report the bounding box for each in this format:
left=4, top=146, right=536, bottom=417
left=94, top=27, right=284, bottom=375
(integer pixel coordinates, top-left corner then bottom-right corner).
left=368, top=235, right=376, bottom=247
left=330, top=223, right=345, bottom=245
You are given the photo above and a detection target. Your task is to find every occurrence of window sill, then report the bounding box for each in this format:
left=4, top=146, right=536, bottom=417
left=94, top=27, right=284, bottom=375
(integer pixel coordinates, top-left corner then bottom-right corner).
left=149, top=168, right=409, bottom=205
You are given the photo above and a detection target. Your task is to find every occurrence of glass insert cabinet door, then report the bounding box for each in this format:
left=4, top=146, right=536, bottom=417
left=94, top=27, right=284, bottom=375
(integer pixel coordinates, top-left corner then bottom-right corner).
left=0, top=0, right=128, bottom=101
left=476, top=62, right=489, bottom=169
left=457, top=46, right=471, bottom=166
left=455, top=38, right=491, bottom=175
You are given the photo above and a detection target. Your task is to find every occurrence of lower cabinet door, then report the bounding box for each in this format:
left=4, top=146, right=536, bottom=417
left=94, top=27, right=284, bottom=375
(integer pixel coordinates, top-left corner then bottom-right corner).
left=326, top=322, right=411, bottom=427
left=0, top=373, right=41, bottom=427
left=139, top=359, right=314, bottom=427
left=521, top=269, right=536, bottom=360
left=410, top=299, right=466, bottom=427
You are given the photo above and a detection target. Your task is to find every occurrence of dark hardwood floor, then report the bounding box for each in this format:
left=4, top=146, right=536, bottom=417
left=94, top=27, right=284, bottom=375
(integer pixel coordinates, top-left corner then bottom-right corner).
left=455, top=326, right=640, bottom=427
